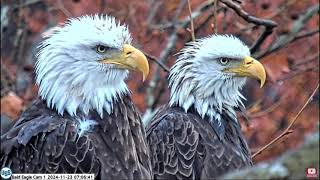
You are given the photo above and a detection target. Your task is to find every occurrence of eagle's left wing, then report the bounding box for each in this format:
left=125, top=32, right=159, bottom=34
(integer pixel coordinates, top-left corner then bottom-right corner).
left=1, top=100, right=100, bottom=175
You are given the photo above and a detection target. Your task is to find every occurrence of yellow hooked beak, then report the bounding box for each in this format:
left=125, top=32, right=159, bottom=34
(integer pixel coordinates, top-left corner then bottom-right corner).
left=224, top=56, right=266, bottom=88
left=98, top=44, right=149, bottom=81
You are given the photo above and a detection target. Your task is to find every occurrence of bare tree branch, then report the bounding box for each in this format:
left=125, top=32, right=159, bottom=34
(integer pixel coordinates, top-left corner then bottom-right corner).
left=149, top=0, right=215, bottom=30
left=278, top=66, right=319, bottom=82
left=10, top=1, right=26, bottom=65
left=145, top=0, right=217, bottom=113
left=195, top=11, right=220, bottom=34
left=292, top=52, right=319, bottom=67
left=264, top=0, right=298, bottom=19
left=220, top=0, right=277, bottom=27
left=252, top=84, right=319, bottom=159
left=146, top=1, right=162, bottom=27
left=173, top=0, right=188, bottom=21
left=144, top=52, right=170, bottom=72
left=293, top=28, right=319, bottom=41
left=256, top=4, right=319, bottom=59
left=250, top=27, right=274, bottom=54
left=11, top=0, right=43, bottom=10
left=248, top=94, right=289, bottom=119
left=212, top=0, right=218, bottom=33
left=223, top=130, right=319, bottom=179
left=57, top=0, right=72, bottom=17
left=147, top=0, right=187, bottom=30
left=187, top=0, right=196, bottom=41
left=218, top=0, right=277, bottom=54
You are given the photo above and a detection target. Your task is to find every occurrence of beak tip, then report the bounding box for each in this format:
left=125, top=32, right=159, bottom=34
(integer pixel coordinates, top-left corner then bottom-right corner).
left=260, top=77, right=266, bottom=88
left=260, top=71, right=266, bottom=88
left=142, top=71, right=149, bottom=82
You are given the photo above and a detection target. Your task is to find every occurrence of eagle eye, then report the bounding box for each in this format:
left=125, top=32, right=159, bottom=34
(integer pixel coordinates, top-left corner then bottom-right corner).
left=219, top=58, right=230, bottom=65
left=96, top=45, right=108, bottom=54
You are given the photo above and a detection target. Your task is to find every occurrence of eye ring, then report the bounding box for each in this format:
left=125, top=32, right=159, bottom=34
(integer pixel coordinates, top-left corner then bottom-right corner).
left=219, top=58, right=230, bottom=65
left=96, top=45, right=108, bottom=53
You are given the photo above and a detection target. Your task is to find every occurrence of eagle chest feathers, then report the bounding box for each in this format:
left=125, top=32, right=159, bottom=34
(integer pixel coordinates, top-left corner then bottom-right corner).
left=1, top=96, right=152, bottom=179
left=146, top=106, right=252, bottom=179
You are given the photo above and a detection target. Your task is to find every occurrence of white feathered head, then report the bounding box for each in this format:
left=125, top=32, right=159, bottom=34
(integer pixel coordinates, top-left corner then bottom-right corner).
left=169, top=35, right=266, bottom=125
left=36, top=15, right=149, bottom=117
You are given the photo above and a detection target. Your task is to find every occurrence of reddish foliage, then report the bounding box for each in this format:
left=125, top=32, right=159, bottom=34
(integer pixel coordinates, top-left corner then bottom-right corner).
left=1, top=0, right=319, bottom=164
left=1, top=92, right=23, bottom=120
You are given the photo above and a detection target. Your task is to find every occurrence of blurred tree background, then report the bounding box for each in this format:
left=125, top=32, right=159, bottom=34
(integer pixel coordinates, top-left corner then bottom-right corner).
left=1, top=0, right=319, bottom=167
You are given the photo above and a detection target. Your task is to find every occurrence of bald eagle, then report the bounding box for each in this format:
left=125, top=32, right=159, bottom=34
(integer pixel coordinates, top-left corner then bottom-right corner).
left=1, top=15, right=152, bottom=179
left=146, top=35, right=266, bottom=179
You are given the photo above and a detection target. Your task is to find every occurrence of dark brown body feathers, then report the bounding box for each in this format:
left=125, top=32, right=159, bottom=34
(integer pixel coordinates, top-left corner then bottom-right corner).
left=146, top=106, right=252, bottom=179
left=1, top=96, right=152, bottom=180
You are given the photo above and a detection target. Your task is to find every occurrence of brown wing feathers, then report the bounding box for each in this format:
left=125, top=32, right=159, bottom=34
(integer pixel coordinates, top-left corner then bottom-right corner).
left=146, top=106, right=252, bottom=179
left=1, top=97, right=152, bottom=179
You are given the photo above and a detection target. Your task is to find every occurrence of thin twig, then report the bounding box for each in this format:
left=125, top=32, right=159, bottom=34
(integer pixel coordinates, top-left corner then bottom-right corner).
left=173, top=0, right=188, bottom=22
left=292, top=52, right=319, bottom=67
left=195, top=10, right=221, bottom=34
left=57, top=0, right=72, bottom=17
left=149, top=0, right=215, bottom=30
left=250, top=27, right=273, bottom=54
left=145, top=31, right=177, bottom=108
left=248, top=94, right=288, bottom=119
left=212, top=0, right=218, bottom=33
left=151, top=78, right=168, bottom=109
left=145, top=0, right=216, bottom=111
left=12, top=0, right=43, bottom=10
left=220, top=0, right=277, bottom=27
left=11, top=1, right=25, bottom=64
left=146, top=1, right=162, bottom=27
left=145, top=0, right=188, bottom=30
left=187, top=0, right=196, bottom=41
left=293, top=28, right=319, bottom=41
left=144, top=52, right=170, bottom=73
left=233, top=0, right=296, bottom=33
left=264, top=0, right=298, bottom=19
left=252, top=84, right=319, bottom=159
left=277, top=66, right=319, bottom=82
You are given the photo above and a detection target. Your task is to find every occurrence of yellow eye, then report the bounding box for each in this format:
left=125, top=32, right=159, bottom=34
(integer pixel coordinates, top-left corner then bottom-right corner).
left=96, top=45, right=107, bottom=53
